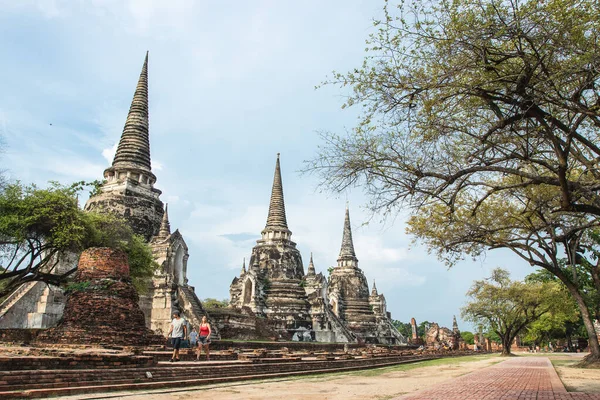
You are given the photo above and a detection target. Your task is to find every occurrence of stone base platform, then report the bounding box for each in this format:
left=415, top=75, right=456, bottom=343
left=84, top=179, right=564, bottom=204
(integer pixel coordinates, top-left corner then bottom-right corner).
left=0, top=350, right=482, bottom=398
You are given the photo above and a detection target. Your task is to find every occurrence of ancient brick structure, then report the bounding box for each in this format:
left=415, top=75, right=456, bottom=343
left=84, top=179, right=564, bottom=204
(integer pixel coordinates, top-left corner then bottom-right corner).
left=0, top=53, right=216, bottom=338
left=229, top=155, right=312, bottom=332
left=425, top=318, right=462, bottom=350
left=37, top=248, right=163, bottom=345
left=229, top=157, right=404, bottom=344
left=327, top=206, right=404, bottom=344
left=84, top=52, right=163, bottom=241
left=0, top=53, right=404, bottom=345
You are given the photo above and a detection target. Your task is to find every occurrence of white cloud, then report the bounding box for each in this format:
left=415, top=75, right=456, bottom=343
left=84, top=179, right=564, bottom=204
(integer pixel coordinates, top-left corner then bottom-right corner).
left=153, top=160, right=163, bottom=171
left=101, top=143, right=117, bottom=165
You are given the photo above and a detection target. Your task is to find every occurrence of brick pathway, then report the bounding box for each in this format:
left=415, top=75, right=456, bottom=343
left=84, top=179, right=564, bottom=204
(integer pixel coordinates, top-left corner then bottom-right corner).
left=395, top=357, right=600, bottom=400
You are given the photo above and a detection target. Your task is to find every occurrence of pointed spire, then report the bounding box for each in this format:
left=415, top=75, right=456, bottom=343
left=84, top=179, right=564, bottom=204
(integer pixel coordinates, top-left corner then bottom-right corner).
left=371, top=279, right=378, bottom=296
left=453, top=315, right=459, bottom=333
left=307, top=252, right=315, bottom=276
left=112, top=51, right=152, bottom=172
left=338, top=204, right=357, bottom=262
left=265, top=153, right=288, bottom=230
left=241, top=257, right=246, bottom=275
left=159, top=203, right=171, bottom=237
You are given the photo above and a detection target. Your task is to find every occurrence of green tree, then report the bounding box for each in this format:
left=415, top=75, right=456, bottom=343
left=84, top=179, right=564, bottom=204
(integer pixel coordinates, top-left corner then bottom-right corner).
left=392, top=320, right=412, bottom=338
left=0, top=181, right=157, bottom=296
left=525, top=270, right=585, bottom=349
left=461, top=331, right=475, bottom=345
left=418, top=320, right=431, bottom=339
left=202, top=298, right=229, bottom=309
left=462, top=268, right=572, bottom=356
left=308, top=0, right=600, bottom=362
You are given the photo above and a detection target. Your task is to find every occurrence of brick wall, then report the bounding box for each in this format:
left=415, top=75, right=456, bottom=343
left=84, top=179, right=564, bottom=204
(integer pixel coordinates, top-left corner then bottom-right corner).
left=77, top=247, right=130, bottom=280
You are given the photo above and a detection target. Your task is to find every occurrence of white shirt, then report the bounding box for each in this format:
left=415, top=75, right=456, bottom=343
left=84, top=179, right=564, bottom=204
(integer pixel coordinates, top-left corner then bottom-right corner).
left=171, top=318, right=186, bottom=338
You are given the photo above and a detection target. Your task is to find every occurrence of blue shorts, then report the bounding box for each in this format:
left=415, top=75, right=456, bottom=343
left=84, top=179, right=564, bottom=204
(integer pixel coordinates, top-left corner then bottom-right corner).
left=198, top=336, right=210, bottom=345
left=172, top=337, right=183, bottom=349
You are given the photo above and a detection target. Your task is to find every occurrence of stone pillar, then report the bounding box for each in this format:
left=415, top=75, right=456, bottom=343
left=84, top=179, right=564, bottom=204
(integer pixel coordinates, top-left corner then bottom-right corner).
left=411, top=317, right=418, bottom=341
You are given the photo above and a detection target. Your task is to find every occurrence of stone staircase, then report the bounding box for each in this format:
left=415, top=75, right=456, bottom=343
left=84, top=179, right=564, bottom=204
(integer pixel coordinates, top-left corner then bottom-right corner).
left=178, top=285, right=221, bottom=339
left=0, top=281, right=37, bottom=319
left=323, top=303, right=357, bottom=342
left=0, top=353, right=436, bottom=399
left=379, top=315, right=406, bottom=344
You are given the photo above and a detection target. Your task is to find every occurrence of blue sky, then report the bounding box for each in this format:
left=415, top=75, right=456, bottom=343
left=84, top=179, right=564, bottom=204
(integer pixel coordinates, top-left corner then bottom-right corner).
left=0, top=0, right=531, bottom=332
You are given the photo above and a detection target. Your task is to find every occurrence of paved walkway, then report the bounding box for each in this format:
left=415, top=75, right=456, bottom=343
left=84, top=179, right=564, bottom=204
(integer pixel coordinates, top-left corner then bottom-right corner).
left=396, top=357, right=600, bottom=400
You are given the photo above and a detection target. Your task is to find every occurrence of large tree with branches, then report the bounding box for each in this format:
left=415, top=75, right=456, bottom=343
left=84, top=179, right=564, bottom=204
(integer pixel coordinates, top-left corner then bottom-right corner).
left=462, top=268, right=571, bottom=356
left=308, top=0, right=600, bottom=361
left=0, top=182, right=156, bottom=297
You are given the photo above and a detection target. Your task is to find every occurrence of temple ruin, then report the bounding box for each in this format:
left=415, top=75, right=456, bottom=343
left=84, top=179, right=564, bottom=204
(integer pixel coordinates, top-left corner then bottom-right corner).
left=0, top=53, right=404, bottom=344
left=425, top=316, right=463, bottom=350
left=0, top=53, right=214, bottom=337
left=228, top=156, right=405, bottom=344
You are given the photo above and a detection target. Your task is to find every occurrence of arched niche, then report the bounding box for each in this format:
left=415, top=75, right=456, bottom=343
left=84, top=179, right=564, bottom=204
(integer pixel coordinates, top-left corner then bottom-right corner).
left=173, top=245, right=186, bottom=286
left=243, top=278, right=254, bottom=305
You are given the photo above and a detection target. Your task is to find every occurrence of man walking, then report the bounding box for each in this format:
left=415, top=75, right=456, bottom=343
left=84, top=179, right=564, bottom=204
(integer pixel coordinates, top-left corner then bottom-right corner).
left=167, top=311, right=187, bottom=362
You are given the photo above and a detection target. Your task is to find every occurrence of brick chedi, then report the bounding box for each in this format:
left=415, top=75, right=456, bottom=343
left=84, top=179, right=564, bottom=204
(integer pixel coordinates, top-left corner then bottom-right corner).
left=84, top=52, right=163, bottom=241
left=230, top=155, right=312, bottom=332
left=328, top=206, right=405, bottom=344
left=83, top=53, right=216, bottom=337
left=303, top=253, right=356, bottom=343
left=229, top=156, right=404, bottom=344
left=0, top=53, right=217, bottom=339
left=328, top=206, right=378, bottom=340
left=38, top=248, right=163, bottom=346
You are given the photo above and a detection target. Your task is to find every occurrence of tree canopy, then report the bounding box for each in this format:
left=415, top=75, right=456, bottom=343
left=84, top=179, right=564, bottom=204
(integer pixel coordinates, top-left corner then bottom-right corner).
left=202, top=298, right=229, bottom=310
left=0, top=181, right=157, bottom=296
left=309, top=0, right=600, bottom=362
left=462, top=268, right=573, bottom=355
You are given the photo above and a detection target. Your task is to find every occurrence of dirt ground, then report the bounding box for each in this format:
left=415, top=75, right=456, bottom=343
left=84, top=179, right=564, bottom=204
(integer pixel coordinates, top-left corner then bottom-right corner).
left=73, top=355, right=501, bottom=400
left=65, top=353, right=600, bottom=400
left=546, top=353, right=600, bottom=393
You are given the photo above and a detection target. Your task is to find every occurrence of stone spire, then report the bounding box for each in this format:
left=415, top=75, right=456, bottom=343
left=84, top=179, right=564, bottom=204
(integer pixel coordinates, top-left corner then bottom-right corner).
left=453, top=315, right=459, bottom=333
left=265, top=153, right=288, bottom=230
left=158, top=203, right=171, bottom=237
left=241, top=258, right=246, bottom=275
left=371, top=279, right=378, bottom=296
left=112, top=51, right=151, bottom=172
left=337, top=205, right=358, bottom=267
left=260, top=154, right=292, bottom=242
left=307, top=252, right=315, bottom=276
left=102, top=52, right=157, bottom=188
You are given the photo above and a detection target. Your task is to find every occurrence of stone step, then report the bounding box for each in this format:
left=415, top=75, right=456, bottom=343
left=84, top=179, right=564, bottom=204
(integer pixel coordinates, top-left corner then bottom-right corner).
left=0, top=355, right=426, bottom=386
left=0, top=356, right=437, bottom=399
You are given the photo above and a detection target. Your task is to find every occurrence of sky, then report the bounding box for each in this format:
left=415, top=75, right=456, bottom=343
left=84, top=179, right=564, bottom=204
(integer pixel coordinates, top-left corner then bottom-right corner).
left=0, top=0, right=532, bottom=332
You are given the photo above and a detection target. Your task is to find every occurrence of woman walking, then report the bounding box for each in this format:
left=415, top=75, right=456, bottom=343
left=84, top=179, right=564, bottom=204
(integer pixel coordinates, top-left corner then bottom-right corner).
left=196, top=315, right=212, bottom=361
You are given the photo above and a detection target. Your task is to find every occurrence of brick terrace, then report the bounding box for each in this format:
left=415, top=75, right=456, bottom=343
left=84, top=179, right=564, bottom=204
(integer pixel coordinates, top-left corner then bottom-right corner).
left=396, top=357, right=600, bottom=400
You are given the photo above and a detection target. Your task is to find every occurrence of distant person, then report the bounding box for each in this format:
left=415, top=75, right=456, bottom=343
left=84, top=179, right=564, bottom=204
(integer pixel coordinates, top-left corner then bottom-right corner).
left=168, top=311, right=187, bottom=362
left=196, top=316, right=212, bottom=361
left=189, top=327, right=198, bottom=348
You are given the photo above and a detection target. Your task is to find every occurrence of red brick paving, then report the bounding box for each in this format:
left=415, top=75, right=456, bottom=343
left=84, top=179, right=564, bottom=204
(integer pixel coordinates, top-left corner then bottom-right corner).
left=395, top=357, right=600, bottom=400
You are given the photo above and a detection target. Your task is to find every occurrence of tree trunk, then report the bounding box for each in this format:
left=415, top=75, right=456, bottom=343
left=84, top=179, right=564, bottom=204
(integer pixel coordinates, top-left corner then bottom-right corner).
left=501, top=335, right=512, bottom=356
left=561, top=280, right=600, bottom=361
